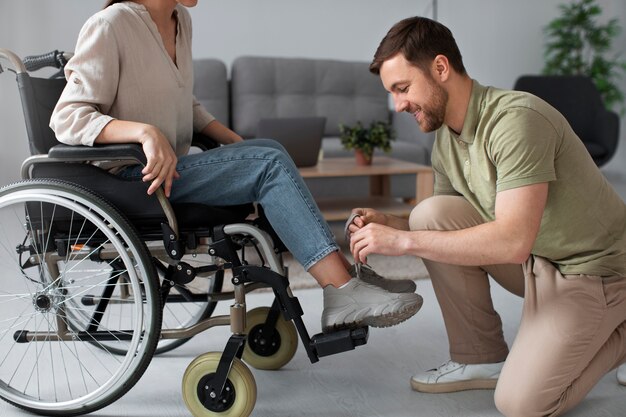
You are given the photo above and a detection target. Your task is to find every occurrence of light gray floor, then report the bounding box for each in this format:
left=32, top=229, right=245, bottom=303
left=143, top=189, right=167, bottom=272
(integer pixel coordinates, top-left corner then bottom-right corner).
left=1, top=281, right=624, bottom=417
left=1, top=175, right=625, bottom=417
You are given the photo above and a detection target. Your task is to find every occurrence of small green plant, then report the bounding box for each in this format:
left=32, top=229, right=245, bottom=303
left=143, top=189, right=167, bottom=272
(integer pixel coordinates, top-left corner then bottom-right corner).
left=543, top=0, right=626, bottom=112
left=339, top=120, right=395, bottom=159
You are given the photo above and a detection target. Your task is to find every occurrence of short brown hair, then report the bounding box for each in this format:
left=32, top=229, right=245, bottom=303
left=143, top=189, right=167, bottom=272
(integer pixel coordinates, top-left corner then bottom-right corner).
left=370, top=16, right=466, bottom=76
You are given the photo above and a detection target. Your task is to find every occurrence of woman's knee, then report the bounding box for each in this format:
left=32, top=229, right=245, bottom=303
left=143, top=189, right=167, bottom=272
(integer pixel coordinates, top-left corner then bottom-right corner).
left=249, top=138, right=289, bottom=154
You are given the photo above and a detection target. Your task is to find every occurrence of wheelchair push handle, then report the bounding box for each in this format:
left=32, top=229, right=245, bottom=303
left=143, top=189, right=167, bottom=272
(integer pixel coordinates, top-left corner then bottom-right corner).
left=23, top=50, right=71, bottom=72
left=0, top=48, right=27, bottom=74
left=0, top=48, right=72, bottom=75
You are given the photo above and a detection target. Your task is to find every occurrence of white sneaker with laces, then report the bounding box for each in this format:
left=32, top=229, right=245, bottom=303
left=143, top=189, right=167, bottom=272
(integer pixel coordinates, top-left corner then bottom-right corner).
left=321, top=277, right=422, bottom=333
left=411, top=360, right=503, bottom=393
left=618, top=363, right=626, bottom=386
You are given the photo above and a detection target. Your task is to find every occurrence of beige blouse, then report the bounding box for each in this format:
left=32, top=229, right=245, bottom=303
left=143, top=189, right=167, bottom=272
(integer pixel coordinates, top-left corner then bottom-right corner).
left=50, top=1, right=215, bottom=159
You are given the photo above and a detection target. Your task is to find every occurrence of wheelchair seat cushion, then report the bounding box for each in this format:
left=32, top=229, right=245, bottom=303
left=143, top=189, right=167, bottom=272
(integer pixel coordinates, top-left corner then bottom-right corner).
left=173, top=202, right=254, bottom=230
left=31, top=162, right=254, bottom=233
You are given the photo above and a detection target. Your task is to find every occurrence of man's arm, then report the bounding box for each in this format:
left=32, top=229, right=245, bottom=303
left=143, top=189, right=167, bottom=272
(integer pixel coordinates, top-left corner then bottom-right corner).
left=350, top=182, right=549, bottom=266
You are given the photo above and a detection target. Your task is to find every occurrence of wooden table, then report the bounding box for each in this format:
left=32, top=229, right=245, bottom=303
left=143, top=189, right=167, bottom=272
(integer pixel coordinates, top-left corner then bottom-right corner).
left=298, top=156, right=434, bottom=221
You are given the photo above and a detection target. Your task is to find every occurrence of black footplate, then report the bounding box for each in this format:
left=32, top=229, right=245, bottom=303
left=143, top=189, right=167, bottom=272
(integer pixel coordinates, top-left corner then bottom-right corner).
left=310, top=327, right=369, bottom=358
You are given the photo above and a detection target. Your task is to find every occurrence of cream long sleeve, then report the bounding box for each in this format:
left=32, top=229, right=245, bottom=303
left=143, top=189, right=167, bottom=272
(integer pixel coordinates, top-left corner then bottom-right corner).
left=50, top=2, right=215, bottom=159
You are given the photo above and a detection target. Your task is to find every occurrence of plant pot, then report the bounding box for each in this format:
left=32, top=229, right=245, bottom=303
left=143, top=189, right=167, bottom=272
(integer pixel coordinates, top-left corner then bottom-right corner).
left=354, top=149, right=373, bottom=166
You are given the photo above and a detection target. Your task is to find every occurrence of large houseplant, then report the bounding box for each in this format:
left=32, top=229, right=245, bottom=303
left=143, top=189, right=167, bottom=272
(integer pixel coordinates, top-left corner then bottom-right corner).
left=543, top=0, right=626, bottom=112
left=339, top=121, right=395, bottom=165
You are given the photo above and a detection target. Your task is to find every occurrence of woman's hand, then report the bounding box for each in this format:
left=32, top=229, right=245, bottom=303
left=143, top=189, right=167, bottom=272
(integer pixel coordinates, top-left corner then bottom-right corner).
left=138, top=126, right=179, bottom=197
left=95, top=120, right=179, bottom=197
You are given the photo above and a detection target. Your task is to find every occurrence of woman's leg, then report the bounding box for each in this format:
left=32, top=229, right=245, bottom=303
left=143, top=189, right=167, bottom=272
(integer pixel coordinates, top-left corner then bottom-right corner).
left=179, top=141, right=333, bottom=263
left=119, top=140, right=422, bottom=330
left=121, top=139, right=344, bottom=281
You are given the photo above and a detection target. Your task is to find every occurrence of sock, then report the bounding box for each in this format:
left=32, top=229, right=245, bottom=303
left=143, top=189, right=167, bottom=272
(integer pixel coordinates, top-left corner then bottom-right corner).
left=337, top=278, right=352, bottom=289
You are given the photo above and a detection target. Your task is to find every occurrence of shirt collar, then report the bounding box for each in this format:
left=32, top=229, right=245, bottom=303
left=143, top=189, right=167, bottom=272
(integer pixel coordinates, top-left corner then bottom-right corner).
left=445, top=79, right=487, bottom=144
left=123, top=1, right=180, bottom=19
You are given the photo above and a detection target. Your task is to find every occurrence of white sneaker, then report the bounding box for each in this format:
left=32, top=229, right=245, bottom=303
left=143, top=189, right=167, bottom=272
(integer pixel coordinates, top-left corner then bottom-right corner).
left=321, top=277, right=422, bottom=333
left=411, top=360, right=503, bottom=393
left=618, top=363, right=626, bottom=386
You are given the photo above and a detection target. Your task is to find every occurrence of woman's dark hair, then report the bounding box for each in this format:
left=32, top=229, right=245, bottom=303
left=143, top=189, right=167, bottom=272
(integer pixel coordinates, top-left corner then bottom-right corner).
left=370, top=16, right=466, bottom=76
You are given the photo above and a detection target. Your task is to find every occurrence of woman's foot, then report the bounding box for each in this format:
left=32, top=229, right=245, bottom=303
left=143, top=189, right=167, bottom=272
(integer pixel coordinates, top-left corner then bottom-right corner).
left=321, top=277, right=422, bottom=333
left=349, top=264, right=417, bottom=293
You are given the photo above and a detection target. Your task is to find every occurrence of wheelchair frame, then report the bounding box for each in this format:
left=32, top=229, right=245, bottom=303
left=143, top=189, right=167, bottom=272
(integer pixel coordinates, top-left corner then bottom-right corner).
left=0, top=48, right=368, bottom=417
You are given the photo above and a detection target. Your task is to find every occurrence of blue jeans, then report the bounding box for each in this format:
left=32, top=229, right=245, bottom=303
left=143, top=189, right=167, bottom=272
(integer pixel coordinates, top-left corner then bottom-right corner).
left=118, top=139, right=338, bottom=270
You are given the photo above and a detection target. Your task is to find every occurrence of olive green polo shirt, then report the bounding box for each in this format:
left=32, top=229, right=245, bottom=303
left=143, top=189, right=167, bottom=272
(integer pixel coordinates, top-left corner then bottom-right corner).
left=432, top=80, right=626, bottom=276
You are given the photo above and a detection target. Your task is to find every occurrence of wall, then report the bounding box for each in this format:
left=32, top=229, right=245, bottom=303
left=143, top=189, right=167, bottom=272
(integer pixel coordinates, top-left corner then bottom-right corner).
left=1, top=0, right=625, bottom=184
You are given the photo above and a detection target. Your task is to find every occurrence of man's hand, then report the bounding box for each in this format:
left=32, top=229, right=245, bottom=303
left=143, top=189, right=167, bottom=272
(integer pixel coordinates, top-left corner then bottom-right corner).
left=348, top=207, right=410, bottom=236
left=138, top=126, right=179, bottom=197
left=349, top=222, right=410, bottom=264
left=347, top=208, right=388, bottom=235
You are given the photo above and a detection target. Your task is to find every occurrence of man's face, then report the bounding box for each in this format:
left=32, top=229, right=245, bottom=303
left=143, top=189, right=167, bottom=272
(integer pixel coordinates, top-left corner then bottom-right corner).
left=379, top=54, right=448, bottom=133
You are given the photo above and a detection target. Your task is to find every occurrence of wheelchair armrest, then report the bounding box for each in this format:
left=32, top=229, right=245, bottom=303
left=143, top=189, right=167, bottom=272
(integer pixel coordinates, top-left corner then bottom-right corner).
left=48, top=143, right=147, bottom=165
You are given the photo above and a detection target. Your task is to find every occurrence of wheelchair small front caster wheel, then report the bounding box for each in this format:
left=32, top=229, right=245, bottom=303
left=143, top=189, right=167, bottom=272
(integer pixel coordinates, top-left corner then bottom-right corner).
left=183, top=352, right=256, bottom=417
left=242, top=306, right=298, bottom=370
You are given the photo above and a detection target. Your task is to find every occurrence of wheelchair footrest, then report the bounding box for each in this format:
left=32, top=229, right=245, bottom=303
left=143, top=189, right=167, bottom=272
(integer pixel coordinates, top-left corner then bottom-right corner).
left=310, top=327, right=369, bottom=358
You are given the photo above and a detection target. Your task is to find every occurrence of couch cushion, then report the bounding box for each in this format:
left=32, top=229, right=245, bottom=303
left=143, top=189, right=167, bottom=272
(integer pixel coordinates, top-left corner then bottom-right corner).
left=193, top=58, right=229, bottom=125
left=231, top=56, right=389, bottom=138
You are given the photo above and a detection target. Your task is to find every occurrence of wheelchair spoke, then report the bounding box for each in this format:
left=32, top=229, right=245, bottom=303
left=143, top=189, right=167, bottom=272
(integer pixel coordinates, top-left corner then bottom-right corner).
left=0, top=181, right=160, bottom=414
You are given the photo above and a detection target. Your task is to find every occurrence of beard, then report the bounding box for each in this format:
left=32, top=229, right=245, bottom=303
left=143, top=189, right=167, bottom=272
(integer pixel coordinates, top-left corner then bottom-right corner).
left=413, top=80, right=448, bottom=133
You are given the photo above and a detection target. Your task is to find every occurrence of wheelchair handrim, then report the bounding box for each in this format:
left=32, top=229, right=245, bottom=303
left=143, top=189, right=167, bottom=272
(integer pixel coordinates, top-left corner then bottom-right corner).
left=0, top=186, right=155, bottom=412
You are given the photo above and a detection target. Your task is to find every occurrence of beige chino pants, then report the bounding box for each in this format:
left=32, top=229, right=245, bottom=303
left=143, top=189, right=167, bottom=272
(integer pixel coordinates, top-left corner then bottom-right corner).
left=409, top=196, right=626, bottom=417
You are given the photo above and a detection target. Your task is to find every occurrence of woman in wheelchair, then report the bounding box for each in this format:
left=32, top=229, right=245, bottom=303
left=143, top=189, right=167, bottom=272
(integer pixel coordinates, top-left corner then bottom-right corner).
left=49, top=0, right=422, bottom=333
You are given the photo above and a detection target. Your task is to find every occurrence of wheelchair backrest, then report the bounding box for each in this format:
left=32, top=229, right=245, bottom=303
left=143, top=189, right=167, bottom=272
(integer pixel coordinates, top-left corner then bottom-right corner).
left=17, top=73, right=66, bottom=156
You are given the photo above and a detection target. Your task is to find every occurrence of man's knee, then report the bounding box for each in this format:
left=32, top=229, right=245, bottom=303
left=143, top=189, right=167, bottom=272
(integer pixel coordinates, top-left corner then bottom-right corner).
left=494, top=378, right=554, bottom=417
left=409, top=195, right=483, bottom=232
left=495, top=384, right=526, bottom=417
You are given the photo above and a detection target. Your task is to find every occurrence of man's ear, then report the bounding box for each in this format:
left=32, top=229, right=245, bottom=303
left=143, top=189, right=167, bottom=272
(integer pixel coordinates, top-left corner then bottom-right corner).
left=432, top=54, right=450, bottom=82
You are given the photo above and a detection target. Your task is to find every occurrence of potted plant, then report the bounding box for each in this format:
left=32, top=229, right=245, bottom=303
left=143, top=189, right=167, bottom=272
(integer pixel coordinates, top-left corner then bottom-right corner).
left=543, top=0, right=626, bottom=112
left=339, top=120, right=395, bottom=165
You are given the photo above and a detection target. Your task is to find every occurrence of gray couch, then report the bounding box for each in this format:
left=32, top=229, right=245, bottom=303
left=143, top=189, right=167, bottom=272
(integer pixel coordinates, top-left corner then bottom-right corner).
left=193, top=56, right=433, bottom=200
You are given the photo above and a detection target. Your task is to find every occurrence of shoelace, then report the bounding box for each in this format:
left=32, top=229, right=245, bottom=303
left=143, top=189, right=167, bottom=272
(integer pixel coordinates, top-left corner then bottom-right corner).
left=345, top=213, right=364, bottom=279
left=430, top=360, right=464, bottom=375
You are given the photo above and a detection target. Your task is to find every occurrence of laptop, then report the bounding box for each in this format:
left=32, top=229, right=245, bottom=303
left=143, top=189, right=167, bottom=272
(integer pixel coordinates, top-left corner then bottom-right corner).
left=256, top=117, right=326, bottom=167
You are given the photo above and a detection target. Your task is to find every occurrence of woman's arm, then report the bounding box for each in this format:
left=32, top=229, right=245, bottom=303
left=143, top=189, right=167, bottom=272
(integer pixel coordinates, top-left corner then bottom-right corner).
left=201, top=120, right=243, bottom=144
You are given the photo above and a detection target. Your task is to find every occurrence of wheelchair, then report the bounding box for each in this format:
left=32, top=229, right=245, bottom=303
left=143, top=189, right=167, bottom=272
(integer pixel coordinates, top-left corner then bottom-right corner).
left=0, top=49, right=369, bottom=416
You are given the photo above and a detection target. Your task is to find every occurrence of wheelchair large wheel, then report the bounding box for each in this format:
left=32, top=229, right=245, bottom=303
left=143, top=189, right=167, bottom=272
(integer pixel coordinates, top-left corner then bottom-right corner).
left=83, top=259, right=222, bottom=356
left=182, top=352, right=256, bottom=417
left=0, top=180, right=161, bottom=415
left=154, top=260, right=222, bottom=355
